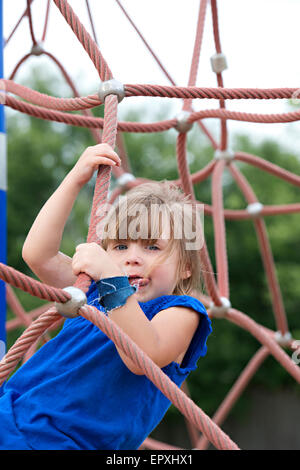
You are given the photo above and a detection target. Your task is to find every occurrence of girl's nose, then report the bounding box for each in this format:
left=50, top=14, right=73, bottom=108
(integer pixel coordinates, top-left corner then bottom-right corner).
left=124, top=244, right=143, bottom=266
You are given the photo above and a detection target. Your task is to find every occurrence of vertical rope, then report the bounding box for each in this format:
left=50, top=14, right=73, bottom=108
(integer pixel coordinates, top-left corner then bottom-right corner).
left=26, top=0, right=37, bottom=45
left=211, top=159, right=229, bottom=298
left=85, top=0, right=98, bottom=45
left=228, top=163, right=289, bottom=334
left=176, top=133, right=221, bottom=305
left=176, top=133, right=195, bottom=197
left=210, top=0, right=228, bottom=151
left=41, top=0, right=51, bottom=42
left=74, top=94, right=119, bottom=293
left=183, top=0, right=208, bottom=110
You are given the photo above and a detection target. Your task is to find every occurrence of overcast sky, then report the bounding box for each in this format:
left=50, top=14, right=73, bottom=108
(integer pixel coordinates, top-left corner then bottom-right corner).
left=3, top=0, right=300, bottom=153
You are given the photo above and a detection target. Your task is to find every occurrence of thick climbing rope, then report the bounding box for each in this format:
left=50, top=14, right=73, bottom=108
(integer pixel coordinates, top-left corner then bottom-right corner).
left=3, top=80, right=300, bottom=109
left=1, top=0, right=300, bottom=450
left=0, top=262, right=70, bottom=303
left=6, top=93, right=300, bottom=131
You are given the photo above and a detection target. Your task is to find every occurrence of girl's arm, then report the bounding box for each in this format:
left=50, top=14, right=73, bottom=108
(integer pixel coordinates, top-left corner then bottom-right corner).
left=71, top=243, right=200, bottom=375
left=22, top=144, right=121, bottom=288
left=108, top=295, right=200, bottom=375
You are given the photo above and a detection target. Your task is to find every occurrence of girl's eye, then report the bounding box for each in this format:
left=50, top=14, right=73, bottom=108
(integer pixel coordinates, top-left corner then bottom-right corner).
left=147, top=245, right=160, bottom=251
left=115, top=244, right=127, bottom=250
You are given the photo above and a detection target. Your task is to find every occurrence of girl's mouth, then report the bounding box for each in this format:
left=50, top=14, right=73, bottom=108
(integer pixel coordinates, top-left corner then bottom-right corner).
left=128, top=277, right=150, bottom=289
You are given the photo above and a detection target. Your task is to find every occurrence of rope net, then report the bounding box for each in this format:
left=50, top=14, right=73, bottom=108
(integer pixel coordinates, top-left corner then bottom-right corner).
left=1, top=0, right=299, bottom=450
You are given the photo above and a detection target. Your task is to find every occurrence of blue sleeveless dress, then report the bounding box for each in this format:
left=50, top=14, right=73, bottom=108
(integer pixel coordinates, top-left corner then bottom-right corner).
left=0, top=281, right=212, bottom=450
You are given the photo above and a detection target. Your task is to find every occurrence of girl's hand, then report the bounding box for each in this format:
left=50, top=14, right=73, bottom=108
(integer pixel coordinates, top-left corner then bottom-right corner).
left=72, top=242, right=123, bottom=280
left=68, top=143, right=121, bottom=188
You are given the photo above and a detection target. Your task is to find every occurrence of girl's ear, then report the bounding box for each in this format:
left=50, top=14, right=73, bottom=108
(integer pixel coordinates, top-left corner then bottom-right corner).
left=182, top=265, right=191, bottom=280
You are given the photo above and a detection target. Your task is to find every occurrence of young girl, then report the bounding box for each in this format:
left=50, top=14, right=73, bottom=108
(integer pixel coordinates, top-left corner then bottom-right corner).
left=0, top=143, right=212, bottom=450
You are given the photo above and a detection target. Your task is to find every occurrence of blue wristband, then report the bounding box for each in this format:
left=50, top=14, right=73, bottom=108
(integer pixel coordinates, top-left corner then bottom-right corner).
left=96, top=276, right=137, bottom=313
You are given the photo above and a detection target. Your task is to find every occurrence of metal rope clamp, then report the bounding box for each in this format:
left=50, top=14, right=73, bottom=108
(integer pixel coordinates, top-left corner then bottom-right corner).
left=209, top=297, right=231, bottom=319
left=31, top=42, right=44, bottom=56
left=214, top=149, right=235, bottom=163
left=246, top=202, right=264, bottom=218
left=55, top=286, right=87, bottom=318
left=98, top=79, right=125, bottom=104
left=210, top=53, right=228, bottom=74
left=175, top=111, right=194, bottom=133
left=116, top=172, right=136, bottom=188
left=274, top=331, right=292, bottom=347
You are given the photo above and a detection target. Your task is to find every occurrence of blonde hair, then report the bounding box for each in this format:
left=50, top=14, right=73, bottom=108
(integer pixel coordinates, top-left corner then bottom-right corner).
left=101, top=180, right=203, bottom=296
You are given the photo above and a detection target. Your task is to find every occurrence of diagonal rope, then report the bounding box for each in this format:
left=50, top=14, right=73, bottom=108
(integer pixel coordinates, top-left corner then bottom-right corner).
left=52, top=0, right=112, bottom=81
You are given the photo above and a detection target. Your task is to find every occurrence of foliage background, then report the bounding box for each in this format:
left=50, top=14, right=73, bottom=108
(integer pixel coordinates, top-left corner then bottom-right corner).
left=5, top=68, right=300, bottom=434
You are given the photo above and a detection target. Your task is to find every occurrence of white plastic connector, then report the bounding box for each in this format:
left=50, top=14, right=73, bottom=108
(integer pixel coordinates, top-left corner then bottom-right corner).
left=31, top=42, right=44, bottom=56
left=209, top=297, right=231, bottom=318
left=246, top=202, right=264, bottom=217
left=175, top=111, right=193, bottom=133
left=210, top=53, right=228, bottom=74
left=214, top=149, right=235, bottom=162
left=98, top=79, right=125, bottom=103
left=116, top=172, right=136, bottom=188
left=274, top=331, right=292, bottom=347
left=55, top=286, right=87, bottom=318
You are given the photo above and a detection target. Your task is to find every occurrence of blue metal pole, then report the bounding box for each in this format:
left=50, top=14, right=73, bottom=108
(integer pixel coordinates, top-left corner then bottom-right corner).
left=0, top=0, right=7, bottom=373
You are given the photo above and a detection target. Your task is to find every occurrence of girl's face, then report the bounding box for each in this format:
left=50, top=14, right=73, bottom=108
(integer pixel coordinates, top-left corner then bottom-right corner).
left=106, top=238, right=182, bottom=302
